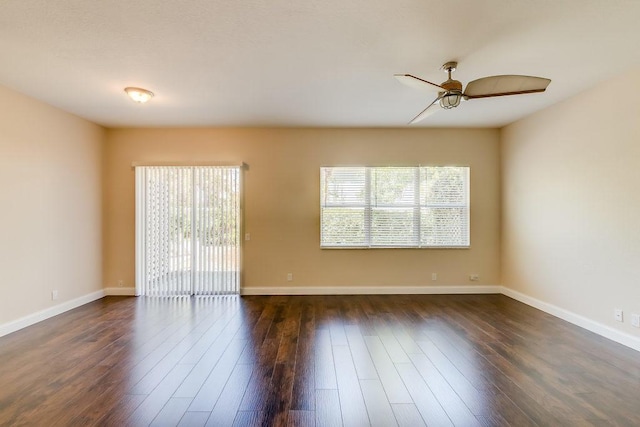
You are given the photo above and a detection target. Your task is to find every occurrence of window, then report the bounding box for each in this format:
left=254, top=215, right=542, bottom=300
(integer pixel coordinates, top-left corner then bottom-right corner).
left=320, top=166, right=469, bottom=248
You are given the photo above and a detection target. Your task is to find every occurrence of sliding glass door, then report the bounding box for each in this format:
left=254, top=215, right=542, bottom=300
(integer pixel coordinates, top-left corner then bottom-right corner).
left=135, top=166, right=241, bottom=296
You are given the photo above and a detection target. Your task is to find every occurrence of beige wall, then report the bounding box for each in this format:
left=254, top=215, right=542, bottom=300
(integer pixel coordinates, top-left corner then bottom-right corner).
left=501, top=69, right=640, bottom=337
left=104, top=128, right=501, bottom=292
left=0, top=85, right=104, bottom=325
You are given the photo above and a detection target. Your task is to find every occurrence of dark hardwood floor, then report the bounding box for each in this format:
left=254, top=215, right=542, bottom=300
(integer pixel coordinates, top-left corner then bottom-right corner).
left=0, top=294, right=639, bottom=426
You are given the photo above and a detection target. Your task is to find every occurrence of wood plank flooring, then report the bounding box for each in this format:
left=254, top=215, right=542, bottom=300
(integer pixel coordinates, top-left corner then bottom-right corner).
left=0, top=294, right=639, bottom=426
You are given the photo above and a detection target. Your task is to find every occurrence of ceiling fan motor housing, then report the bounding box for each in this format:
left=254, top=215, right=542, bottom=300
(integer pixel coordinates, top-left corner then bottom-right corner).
left=440, top=79, right=462, bottom=92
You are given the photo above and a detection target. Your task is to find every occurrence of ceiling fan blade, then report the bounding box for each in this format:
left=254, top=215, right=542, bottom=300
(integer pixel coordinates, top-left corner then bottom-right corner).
left=395, top=74, right=445, bottom=91
left=409, top=97, right=442, bottom=124
left=463, top=75, right=551, bottom=99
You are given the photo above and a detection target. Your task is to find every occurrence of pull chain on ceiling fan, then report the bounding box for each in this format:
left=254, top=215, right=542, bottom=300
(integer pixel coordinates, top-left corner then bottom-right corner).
left=395, top=61, right=551, bottom=124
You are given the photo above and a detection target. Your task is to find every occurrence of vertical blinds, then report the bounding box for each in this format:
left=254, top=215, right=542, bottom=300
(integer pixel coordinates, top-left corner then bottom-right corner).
left=135, top=166, right=241, bottom=296
left=320, top=166, right=469, bottom=248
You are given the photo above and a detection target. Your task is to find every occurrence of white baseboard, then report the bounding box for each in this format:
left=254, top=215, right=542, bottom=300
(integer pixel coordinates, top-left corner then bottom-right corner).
left=104, top=287, right=136, bottom=296
left=0, top=290, right=105, bottom=338
left=501, top=287, right=640, bottom=352
left=241, top=285, right=501, bottom=296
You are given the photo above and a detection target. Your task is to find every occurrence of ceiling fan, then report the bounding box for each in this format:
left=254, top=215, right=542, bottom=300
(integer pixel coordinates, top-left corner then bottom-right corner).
left=395, top=61, right=551, bottom=124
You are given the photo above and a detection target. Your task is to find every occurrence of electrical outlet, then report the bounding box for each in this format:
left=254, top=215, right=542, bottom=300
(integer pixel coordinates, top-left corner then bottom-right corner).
left=631, top=314, right=640, bottom=328
left=431, top=273, right=437, bottom=281
left=469, top=274, right=480, bottom=281
left=614, top=308, right=623, bottom=322
left=287, top=273, right=293, bottom=281
left=51, top=290, right=59, bottom=300
left=245, top=233, right=251, bottom=241
left=118, top=280, right=124, bottom=287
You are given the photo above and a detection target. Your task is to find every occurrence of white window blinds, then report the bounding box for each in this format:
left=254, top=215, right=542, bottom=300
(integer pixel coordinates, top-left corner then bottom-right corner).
left=135, top=166, right=242, bottom=296
left=320, top=166, right=469, bottom=248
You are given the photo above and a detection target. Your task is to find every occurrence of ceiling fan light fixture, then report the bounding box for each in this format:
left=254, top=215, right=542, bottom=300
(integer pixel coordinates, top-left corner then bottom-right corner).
left=439, top=91, right=462, bottom=109
left=124, top=87, right=154, bottom=103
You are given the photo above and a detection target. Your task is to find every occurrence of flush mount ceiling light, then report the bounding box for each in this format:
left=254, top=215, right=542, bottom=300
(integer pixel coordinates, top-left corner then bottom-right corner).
left=124, top=87, right=154, bottom=103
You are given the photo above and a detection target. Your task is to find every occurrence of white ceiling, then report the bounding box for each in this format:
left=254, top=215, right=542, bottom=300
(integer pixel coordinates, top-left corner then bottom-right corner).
left=1, top=0, right=639, bottom=128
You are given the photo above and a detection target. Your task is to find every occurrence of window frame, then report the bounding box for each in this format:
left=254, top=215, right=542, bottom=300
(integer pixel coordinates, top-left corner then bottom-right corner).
left=320, top=166, right=470, bottom=249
